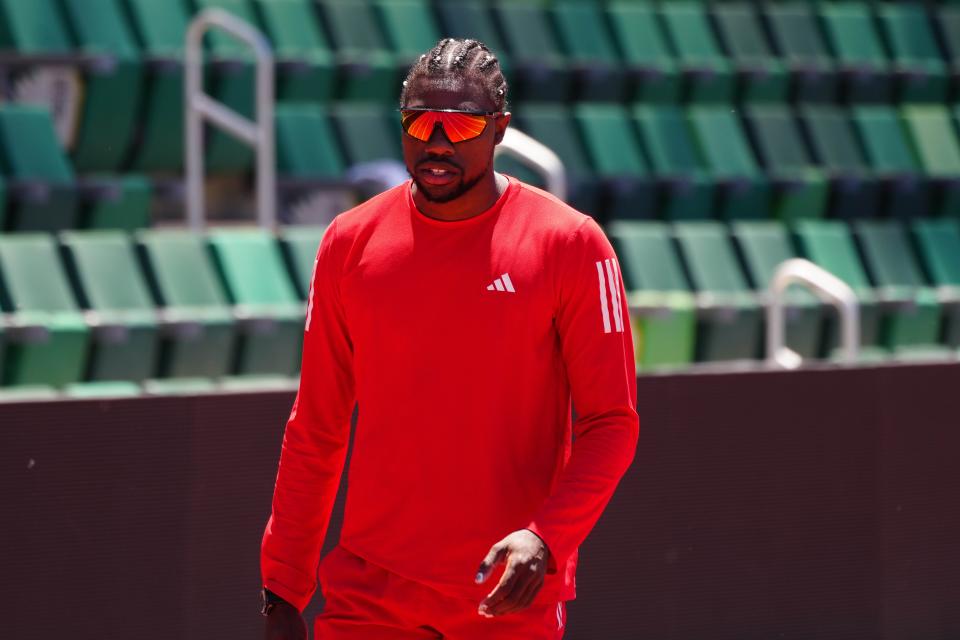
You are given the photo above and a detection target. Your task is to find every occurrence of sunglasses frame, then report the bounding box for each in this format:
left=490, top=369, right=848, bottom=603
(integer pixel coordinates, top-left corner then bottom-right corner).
left=398, top=107, right=505, bottom=143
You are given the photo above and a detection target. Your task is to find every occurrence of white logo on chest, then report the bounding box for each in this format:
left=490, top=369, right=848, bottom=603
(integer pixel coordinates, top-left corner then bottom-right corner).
left=485, top=273, right=516, bottom=293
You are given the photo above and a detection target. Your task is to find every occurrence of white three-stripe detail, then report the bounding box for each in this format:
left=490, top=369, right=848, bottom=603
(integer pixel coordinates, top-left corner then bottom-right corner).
left=596, top=260, right=612, bottom=333
left=605, top=258, right=623, bottom=332
left=305, top=255, right=318, bottom=331
left=501, top=273, right=515, bottom=292
left=493, top=278, right=505, bottom=291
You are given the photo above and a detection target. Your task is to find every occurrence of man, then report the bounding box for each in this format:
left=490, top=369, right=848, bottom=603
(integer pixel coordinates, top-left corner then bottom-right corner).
left=262, top=38, right=639, bottom=639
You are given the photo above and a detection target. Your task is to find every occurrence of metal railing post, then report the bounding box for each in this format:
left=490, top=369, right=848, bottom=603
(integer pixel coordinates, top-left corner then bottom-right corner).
left=767, top=258, right=861, bottom=369
left=185, top=9, right=275, bottom=231
left=494, top=128, right=567, bottom=201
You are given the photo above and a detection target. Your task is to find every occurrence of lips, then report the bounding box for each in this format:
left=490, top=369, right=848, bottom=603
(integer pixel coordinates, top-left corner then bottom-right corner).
left=417, top=160, right=461, bottom=186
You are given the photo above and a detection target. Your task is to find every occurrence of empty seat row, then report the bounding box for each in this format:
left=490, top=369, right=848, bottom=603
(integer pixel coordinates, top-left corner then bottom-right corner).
left=611, top=218, right=960, bottom=370
left=0, top=226, right=325, bottom=388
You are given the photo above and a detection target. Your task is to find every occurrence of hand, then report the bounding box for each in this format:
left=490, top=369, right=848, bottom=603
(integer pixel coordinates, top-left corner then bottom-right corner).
left=264, top=601, right=307, bottom=640
left=475, top=529, right=550, bottom=618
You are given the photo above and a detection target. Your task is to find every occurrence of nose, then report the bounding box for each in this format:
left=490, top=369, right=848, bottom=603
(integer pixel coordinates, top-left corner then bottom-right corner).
left=424, top=123, right=455, bottom=156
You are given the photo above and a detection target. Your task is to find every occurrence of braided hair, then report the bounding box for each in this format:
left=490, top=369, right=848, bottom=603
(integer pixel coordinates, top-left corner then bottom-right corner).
left=400, top=38, right=508, bottom=111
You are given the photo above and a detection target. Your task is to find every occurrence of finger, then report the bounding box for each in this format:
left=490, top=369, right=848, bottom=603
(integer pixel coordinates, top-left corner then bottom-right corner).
left=482, top=565, right=529, bottom=616
left=515, top=575, right=544, bottom=611
left=479, top=563, right=520, bottom=612
left=475, top=543, right=508, bottom=584
left=490, top=573, right=532, bottom=616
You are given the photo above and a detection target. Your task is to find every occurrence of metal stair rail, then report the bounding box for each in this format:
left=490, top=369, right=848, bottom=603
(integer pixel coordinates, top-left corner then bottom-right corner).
left=767, top=258, right=861, bottom=369
left=494, top=127, right=567, bottom=201
left=185, top=9, right=276, bottom=230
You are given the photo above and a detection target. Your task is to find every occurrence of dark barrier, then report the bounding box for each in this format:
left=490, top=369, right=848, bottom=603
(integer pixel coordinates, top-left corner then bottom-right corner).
left=2, top=363, right=959, bottom=639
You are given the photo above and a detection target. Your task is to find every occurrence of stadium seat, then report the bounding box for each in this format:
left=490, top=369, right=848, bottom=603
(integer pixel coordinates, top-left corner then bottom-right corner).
left=330, top=104, right=402, bottom=165
left=253, top=0, right=336, bottom=102
left=730, top=221, right=822, bottom=358
left=0, top=0, right=141, bottom=172
left=573, top=104, right=654, bottom=220
left=605, top=0, right=681, bottom=103
left=762, top=1, right=838, bottom=102
left=876, top=3, right=949, bottom=103
left=60, top=231, right=160, bottom=382
left=851, top=221, right=950, bottom=358
left=818, top=1, right=893, bottom=103
left=910, top=219, right=960, bottom=347
left=433, top=0, right=511, bottom=82
left=320, top=0, right=399, bottom=102
left=551, top=0, right=628, bottom=101
left=511, top=105, right=601, bottom=215
left=686, top=106, right=770, bottom=219
left=375, top=0, right=443, bottom=71
left=633, top=106, right=714, bottom=219
left=901, top=105, right=960, bottom=216
left=0, top=234, right=89, bottom=387
left=710, top=2, right=789, bottom=102
left=279, top=225, right=327, bottom=299
left=935, top=5, right=960, bottom=93
left=275, top=104, right=345, bottom=179
left=657, top=1, right=735, bottom=102
left=136, top=229, right=236, bottom=379
left=798, top=106, right=881, bottom=219
left=208, top=229, right=304, bottom=375
left=672, top=222, right=762, bottom=362
left=742, top=105, right=828, bottom=220
left=791, top=220, right=884, bottom=357
left=851, top=106, right=931, bottom=219
left=492, top=0, right=571, bottom=102
left=606, top=221, right=696, bottom=369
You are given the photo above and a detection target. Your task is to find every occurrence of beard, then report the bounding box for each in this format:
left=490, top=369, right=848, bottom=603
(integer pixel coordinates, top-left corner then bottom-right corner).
left=410, top=157, right=492, bottom=203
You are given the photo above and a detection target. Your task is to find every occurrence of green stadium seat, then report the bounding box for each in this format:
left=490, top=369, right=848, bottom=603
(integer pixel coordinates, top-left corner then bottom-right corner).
left=762, top=2, right=838, bottom=102
left=122, top=0, right=189, bottom=172
left=0, top=105, right=78, bottom=231
left=275, top=105, right=345, bottom=179
left=606, top=0, right=681, bottom=103
left=658, top=1, right=735, bottom=103
left=60, top=231, right=160, bottom=382
left=876, top=3, right=949, bottom=103
left=935, top=6, right=960, bottom=93
left=606, top=221, right=696, bottom=370
left=672, top=222, right=762, bottom=362
left=902, top=105, right=960, bottom=217
left=851, top=106, right=930, bottom=219
left=82, top=175, right=152, bottom=230
left=0, top=386, right=59, bottom=402
left=208, top=229, right=304, bottom=375
left=742, top=106, right=828, bottom=221
left=492, top=0, right=571, bottom=102
left=711, top=2, right=789, bottom=102
left=512, top=105, right=601, bottom=215
left=798, top=106, right=880, bottom=219
left=687, top=106, right=770, bottom=219
left=279, top=225, right=327, bottom=299
left=0, top=173, right=6, bottom=230
left=330, top=104, right=401, bottom=165
left=375, top=0, right=443, bottom=72
left=791, top=220, right=883, bottom=358
left=253, top=0, right=336, bottom=102
left=851, top=221, right=949, bottom=357
left=320, top=0, right=399, bottom=102
left=551, top=0, right=628, bottom=102
left=730, top=221, right=822, bottom=358
left=64, top=380, right=142, bottom=398
left=911, top=219, right=960, bottom=347
left=0, top=0, right=142, bottom=172
left=434, top=0, right=511, bottom=81
left=136, top=229, right=236, bottom=379
left=633, top=106, right=714, bottom=220
left=818, top=1, right=893, bottom=103
left=573, top=104, right=654, bottom=220
left=0, top=234, right=89, bottom=387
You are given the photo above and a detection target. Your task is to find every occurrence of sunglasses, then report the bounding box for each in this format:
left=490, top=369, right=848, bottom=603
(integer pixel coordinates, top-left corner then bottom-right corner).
left=399, top=107, right=502, bottom=143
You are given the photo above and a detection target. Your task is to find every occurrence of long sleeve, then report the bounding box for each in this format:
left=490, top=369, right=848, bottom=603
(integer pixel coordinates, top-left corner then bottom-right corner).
left=526, top=217, right=640, bottom=569
left=261, top=217, right=356, bottom=612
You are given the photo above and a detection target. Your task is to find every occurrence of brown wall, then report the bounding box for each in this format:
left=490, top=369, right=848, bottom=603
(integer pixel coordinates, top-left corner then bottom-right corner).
left=2, top=363, right=959, bottom=639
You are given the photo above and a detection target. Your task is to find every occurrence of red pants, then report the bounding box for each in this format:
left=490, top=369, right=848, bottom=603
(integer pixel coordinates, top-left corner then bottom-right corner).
left=315, top=545, right=567, bottom=639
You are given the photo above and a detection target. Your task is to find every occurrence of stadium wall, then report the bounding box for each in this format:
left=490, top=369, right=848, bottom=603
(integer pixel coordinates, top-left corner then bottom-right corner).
left=2, top=363, right=959, bottom=639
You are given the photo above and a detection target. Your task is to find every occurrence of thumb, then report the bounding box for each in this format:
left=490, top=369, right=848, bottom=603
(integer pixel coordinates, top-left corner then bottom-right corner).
left=475, top=543, right=509, bottom=584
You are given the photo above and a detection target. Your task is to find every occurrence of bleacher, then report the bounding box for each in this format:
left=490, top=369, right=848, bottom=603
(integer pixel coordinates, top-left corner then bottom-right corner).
left=1, top=0, right=960, bottom=397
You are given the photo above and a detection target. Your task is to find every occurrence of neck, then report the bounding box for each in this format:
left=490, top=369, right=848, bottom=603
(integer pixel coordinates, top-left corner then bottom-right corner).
left=413, top=172, right=507, bottom=222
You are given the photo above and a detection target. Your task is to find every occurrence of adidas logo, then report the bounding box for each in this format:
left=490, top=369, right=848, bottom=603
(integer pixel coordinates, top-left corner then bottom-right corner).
left=486, top=273, right=516, bottom=293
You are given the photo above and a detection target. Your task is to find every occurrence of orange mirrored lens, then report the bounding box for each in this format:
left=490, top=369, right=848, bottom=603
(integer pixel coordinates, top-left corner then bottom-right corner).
left=401, top=111, right=489, bottom=143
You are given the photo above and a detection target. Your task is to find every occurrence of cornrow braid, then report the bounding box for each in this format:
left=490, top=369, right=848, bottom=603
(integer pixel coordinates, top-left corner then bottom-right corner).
left=400, top=37, right=509, bottom=112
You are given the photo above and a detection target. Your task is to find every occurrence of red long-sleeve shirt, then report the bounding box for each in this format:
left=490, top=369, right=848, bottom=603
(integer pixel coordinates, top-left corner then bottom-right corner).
left=261, top=176, right=639, bottom=612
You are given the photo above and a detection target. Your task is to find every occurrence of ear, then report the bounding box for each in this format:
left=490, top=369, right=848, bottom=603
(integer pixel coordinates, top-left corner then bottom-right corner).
left=493, top=112, right=511, bottom=145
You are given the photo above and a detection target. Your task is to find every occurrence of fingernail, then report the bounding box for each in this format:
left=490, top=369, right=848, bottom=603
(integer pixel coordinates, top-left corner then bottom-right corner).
left=475, top=571, right=484, bottom=583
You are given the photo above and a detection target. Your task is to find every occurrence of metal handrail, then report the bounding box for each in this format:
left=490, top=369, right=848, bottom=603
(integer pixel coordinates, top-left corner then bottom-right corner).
left=767, top=259, right=860, bottom=370
left=185, top=9, right=275, bottom=230
left=494, top=128, right=567, bottom=201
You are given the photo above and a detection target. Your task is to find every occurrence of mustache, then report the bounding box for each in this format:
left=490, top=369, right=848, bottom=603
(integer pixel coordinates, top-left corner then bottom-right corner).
left=415, top=157, right=462, bottom=172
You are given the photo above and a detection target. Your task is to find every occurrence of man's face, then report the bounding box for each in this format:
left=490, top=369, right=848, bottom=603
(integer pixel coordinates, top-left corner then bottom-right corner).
left=401, top=75, right=510, bottom=204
